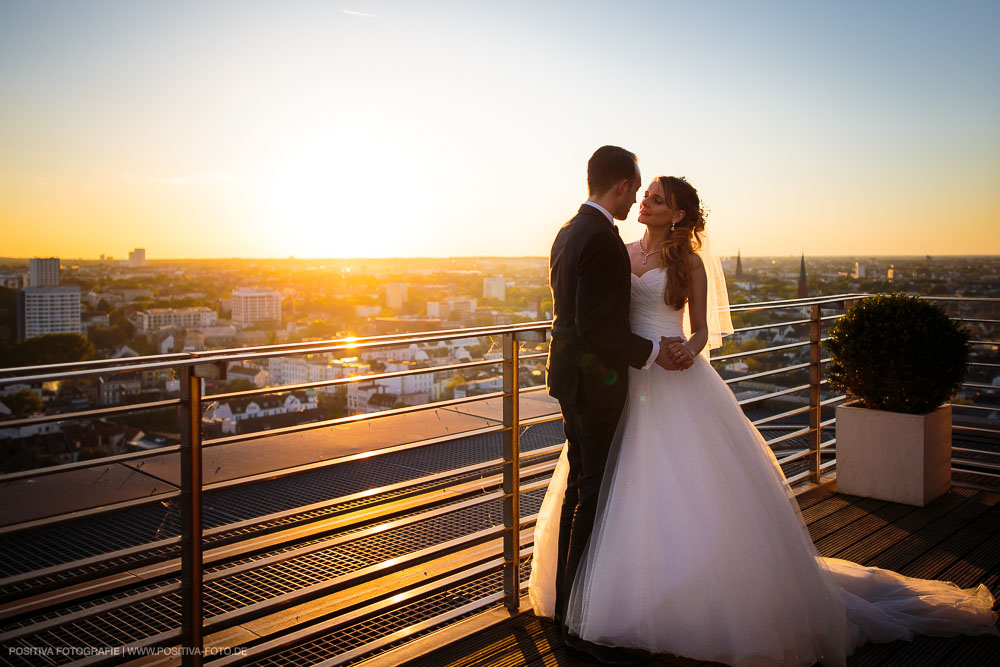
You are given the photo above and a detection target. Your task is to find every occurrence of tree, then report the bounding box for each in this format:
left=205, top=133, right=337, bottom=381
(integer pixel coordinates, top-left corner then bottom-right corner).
left=88, top=326, right=130, bottom=352
left=77, top=445, right=109, bottom=461
left=739, top=338, right=770, bottom=373
left=3, top=389, right=42, bottom=416
left=442, top=374, right=466, bottom=400
left=0, top=287, right=16, bottom=333
left=108, top=309, right=136, bottom=338
left=223, top=378, right=255, bottom=394
left=0, top=334, right=96, bottom=368
left=318, top=390, right=347, bottom=418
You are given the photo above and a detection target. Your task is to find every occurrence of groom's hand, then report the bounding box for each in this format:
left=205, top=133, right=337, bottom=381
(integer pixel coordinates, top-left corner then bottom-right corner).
left=655, top=336, right=694, bottom=371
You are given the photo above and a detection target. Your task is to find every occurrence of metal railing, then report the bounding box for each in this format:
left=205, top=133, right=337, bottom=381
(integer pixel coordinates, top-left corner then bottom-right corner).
left=0, top=293, right=996, bottom=666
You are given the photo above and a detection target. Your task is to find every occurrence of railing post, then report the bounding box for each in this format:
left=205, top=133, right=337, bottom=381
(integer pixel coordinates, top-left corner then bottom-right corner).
left=501, top=332, right=520, bottom=612
left=179, top=362, right=224, bottom=666
left=809, top=304, right=822, bottom=484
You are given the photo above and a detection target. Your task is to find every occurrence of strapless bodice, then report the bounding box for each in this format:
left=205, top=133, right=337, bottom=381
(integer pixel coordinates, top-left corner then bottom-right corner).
left=630, top=269, right=685, bottom=341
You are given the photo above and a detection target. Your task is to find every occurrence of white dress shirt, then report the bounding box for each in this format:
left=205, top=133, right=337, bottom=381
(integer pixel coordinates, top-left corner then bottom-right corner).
left=582, top=201, right=660, bottom=370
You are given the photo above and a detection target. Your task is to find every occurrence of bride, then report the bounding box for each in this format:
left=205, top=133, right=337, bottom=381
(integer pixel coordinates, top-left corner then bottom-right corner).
left=528, top=176, right=999, bottom=666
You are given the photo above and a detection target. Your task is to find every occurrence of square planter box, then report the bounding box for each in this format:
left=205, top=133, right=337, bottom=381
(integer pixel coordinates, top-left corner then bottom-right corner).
left=835, top=402, right=951, bottom=507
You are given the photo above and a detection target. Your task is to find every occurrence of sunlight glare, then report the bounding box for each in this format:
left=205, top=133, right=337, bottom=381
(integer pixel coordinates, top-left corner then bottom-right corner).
left=267, top=122, right=429, bottom=257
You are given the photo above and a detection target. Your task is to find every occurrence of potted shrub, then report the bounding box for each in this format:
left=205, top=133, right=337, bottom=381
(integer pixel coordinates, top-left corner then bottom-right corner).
left=825, top=293, right=969, bottom=506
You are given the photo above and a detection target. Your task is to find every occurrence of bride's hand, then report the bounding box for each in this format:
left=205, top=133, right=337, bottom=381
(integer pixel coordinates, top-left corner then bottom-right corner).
left=656, top=337, right=694, bottom=371
left=665, top=337, right=694, bottom=369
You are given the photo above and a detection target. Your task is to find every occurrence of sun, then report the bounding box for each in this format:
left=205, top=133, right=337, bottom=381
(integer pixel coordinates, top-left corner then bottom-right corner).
left=265, top=121, right=430, bottom=257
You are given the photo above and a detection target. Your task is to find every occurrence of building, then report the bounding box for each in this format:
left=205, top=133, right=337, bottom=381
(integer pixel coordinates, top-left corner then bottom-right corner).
left=133, top=307, right=218, bottom=333
left=17, top=286, right=81, bottom=340
left=231, top=288, right=282, bottom=329
left=128, top=248, right=146, bottom=268
left=375, top=361, right=433, bottom=396
left=0, top=272, right=26, bottom=290
left=797, top=254, right=808, bottom=299
left=355, top=305, right=382, bottom=318
left=735, top=250, right=744, bottom=278
left=226, top=364, right=270, bottom=389
left=203, top=391, right=318, bottom=434
left=373, top=317, right=442, bottom=335
left=426, top=301, right=448, bottom=319
left=852, top=261, right=867, bottom=279
left=386, top=283, right=408, bottom=311
left=99, top=374, right=143, bottom=406
left=446, top=297, right=477, bottom=321
left=267, top=356, right=310, bottom=386
left=483, top=276, right=506, bottom=301
left=29, top=258, right=60, bottom=287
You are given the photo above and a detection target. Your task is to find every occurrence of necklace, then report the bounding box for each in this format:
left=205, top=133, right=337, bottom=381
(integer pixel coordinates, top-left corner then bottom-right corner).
left=638, top=237, right=662, bottom=265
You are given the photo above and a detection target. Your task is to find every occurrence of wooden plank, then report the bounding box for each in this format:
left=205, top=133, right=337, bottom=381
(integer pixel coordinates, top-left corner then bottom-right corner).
left=896, top=502, right=1000, bottom=581
left=795, top=482, right=839, bottom=512
left=845, top=640, right=900, bottom=667
left=837, top=488, right=988, bottom=568
left=813, top=503, right=913, bottom=557
left=807, top=497, right=892, bottom=544
left=931, top=634, right=1000, bottom=666
left=934, top=532, right=1000, bottom=591
left=800, top=495, right=856, bottom=526
left=876, top=635, right=965, bottom=667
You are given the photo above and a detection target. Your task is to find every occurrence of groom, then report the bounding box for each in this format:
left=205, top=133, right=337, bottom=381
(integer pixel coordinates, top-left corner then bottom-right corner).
left=547, top=146, right=690, bottom=660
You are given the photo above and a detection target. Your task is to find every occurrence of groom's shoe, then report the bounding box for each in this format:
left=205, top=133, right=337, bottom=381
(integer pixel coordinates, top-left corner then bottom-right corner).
left=563, top=634, right=647, bottom=665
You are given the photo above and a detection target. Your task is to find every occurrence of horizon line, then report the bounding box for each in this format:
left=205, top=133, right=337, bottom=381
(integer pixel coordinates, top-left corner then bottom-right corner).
left=3, top=254, right=1000, bottom=263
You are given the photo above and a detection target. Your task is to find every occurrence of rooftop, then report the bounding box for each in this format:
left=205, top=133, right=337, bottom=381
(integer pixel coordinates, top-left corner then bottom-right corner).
left=0, top=295, right=997, bottom=666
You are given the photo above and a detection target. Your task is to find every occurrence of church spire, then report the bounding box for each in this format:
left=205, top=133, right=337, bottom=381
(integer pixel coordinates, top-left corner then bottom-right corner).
left=797, top=253, right=808, bottom=298
left=735, top=249, right=744, bottom=278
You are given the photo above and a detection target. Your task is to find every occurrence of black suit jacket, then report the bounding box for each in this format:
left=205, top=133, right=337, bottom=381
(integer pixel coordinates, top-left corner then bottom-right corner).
left=546, top=204, right=654, bottom=408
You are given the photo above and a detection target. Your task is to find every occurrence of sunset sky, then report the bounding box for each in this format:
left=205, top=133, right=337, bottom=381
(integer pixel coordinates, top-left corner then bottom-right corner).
left=1, top=1, right=998, bottom=259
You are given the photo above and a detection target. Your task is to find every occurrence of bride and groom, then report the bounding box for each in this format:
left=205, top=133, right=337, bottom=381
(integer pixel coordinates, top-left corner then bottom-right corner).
left=530, top=145, right=998, bottom=666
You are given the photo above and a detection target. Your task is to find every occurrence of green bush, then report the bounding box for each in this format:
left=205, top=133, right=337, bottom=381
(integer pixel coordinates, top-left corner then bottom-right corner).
left=825, top=293, right=968, bottom=414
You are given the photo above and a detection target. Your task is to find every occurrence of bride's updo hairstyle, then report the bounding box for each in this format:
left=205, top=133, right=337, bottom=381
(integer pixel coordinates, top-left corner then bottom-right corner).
left=657, top=176, right=706, bottom=310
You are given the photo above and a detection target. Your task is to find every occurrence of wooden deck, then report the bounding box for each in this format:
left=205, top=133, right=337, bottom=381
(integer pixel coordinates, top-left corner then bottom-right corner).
left=387, top=482, right=1000, bottom=667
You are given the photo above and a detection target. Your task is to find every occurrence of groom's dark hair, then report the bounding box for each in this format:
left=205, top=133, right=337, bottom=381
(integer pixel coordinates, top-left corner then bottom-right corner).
left=588, top=145, right=638, bottom=196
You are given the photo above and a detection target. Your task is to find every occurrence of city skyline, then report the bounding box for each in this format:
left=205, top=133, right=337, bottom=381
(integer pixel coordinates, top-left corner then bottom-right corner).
left=4, top=252, right=1000, bottom=263
left=2, top=1, right=998, bottom=259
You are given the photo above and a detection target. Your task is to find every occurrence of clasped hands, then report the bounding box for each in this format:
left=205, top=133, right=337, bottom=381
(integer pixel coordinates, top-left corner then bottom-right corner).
left=655, top=336, right=694, bottom=371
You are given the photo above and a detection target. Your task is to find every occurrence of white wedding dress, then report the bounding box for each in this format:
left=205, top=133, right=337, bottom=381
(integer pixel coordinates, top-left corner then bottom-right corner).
left=528, top=268, right=998, bottom=667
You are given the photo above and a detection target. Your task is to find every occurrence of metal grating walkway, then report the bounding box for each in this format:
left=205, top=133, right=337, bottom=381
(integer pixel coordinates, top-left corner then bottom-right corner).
left=0, top=421, right=563, bottom=598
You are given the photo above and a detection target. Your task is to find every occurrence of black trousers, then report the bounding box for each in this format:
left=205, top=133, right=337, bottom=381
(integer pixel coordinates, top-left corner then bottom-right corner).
left=554, top=397, right=624, bottom=625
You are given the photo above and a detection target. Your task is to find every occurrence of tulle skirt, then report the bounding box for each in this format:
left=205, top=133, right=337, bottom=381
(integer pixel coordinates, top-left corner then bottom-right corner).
left=528, top=356, right=998, bottom=666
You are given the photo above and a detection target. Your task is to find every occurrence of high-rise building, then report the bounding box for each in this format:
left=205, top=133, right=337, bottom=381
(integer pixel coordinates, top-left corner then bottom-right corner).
left=29, top=258, right=60, bottom=287
left=17, top=286, right=81, bottom=340
left=231, top=288, right=282, bottom=329
left=128, top=248, right=146, bottom=267
left=483, top=276, right=506, bottom=301
left=386, top=283, right=408, bottom=310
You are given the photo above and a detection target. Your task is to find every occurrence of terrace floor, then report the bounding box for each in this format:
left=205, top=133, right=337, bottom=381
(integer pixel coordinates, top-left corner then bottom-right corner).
left=378, top=482, right=1000, bottom=667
